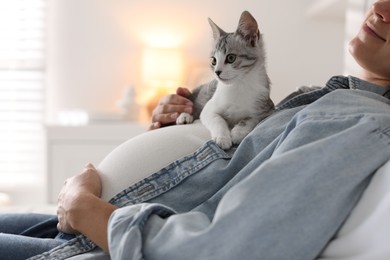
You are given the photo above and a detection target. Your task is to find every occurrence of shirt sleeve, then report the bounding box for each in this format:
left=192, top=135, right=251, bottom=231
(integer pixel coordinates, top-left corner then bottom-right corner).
left=107, top=203, right=175, bottom=260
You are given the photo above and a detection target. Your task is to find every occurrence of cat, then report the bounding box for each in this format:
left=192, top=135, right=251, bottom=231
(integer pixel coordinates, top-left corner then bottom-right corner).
left=176, top=11, right=274, bottom=150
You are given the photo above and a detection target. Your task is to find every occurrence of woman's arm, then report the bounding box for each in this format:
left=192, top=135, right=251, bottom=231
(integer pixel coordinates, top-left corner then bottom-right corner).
left=56, top=87, right=193, bottom=250
left=56, top=163, right=117, bottom=252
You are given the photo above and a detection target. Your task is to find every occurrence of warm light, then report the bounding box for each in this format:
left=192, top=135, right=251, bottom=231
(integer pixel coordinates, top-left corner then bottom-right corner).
left=142, top=48, right=184, bottom=88
left=141, top=47, right=185, bottom=114
left=0, top=192, right=11, bottom=206
left=142, top=30, right=184, bottom=49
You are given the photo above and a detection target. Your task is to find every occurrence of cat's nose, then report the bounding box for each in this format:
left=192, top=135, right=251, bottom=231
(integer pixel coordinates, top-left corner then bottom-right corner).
left=215, top=71, right=222, bottom=76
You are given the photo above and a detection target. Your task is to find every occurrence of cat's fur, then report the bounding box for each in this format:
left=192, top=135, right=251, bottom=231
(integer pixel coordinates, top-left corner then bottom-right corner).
left=176, top=11, right=274, bottom=150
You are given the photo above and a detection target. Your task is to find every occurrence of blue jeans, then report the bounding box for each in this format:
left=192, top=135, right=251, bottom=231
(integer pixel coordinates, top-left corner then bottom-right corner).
left=0, top=213, right=63, bottom=260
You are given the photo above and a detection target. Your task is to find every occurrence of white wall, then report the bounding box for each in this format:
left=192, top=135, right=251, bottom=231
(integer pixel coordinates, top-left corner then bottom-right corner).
left=46, top=0, right=346, bottom=123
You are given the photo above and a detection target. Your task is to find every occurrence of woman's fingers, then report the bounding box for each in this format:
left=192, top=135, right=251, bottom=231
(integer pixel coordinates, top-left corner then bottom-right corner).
left=176, top=87, right=192, bottom=98
left=149, top=88, right=193, bottom=130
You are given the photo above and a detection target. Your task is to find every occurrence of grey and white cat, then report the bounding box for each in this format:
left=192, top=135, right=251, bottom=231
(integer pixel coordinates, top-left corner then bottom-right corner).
left=177, top=11, right=274, bottom=150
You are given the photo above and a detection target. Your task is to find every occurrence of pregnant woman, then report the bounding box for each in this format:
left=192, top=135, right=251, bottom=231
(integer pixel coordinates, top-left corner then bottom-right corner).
left=1, top=1, right=390, bottom=259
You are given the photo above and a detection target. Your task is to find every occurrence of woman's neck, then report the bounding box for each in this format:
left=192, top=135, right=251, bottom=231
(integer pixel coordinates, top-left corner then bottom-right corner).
left=361, top=71, right=390, bottom=87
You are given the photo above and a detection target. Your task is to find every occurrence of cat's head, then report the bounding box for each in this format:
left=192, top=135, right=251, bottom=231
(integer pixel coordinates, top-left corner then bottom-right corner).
left=208, top=11, right=265, bottom=85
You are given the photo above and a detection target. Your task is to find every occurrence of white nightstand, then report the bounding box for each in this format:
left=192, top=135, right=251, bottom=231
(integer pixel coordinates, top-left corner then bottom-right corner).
left=46, top=122, right=147, bottom=203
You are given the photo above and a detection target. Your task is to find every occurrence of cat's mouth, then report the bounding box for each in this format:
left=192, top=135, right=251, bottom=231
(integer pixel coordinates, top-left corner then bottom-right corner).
left=217, top=75, right=236, bottom=83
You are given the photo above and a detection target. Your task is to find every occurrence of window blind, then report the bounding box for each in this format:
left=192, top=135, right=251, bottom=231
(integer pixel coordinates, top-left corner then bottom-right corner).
left=0, top=0, right=46, bottom=189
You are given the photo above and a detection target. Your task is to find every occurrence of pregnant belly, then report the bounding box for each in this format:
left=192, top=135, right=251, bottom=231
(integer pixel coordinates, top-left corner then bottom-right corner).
left=97, top=120, right=210, bottom=201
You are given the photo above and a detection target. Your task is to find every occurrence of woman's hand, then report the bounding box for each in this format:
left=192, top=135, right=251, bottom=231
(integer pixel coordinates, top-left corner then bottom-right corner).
left=149, top=87, right=193, bottom=130
left=57, top=163, right=117, bottom=252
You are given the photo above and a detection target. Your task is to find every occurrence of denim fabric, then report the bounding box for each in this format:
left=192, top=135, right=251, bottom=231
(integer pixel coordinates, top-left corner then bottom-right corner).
left=108, top=90, right=390, bottom=260
left=0, top=213, right=57, bottom=236
left=28, top=75, right=390, bottom=259
left=0, top=214, right=63, bottom=260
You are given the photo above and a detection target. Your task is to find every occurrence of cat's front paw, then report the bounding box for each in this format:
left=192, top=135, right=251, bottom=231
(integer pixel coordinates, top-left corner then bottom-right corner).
left=213, top=135, right=232, bottom=150
left=176, top=112, right=193, bottom=125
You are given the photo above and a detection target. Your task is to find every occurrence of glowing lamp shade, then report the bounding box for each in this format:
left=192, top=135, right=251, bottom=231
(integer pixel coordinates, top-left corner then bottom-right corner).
left=141, top=47, right=185, bottom=113
left=142, top=48, right=184, bottom=91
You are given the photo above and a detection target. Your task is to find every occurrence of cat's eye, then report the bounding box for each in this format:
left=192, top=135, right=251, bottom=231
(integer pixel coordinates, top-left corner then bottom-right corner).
left=226, top=54, right=236, bottom=64
left=210, top=57, right=217, bottom=66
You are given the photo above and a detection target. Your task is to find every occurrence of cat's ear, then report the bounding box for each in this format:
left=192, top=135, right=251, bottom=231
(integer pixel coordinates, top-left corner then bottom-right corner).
left=208, top=18, right=226, bottom=40
left=236, top=11, right=260, bottom=47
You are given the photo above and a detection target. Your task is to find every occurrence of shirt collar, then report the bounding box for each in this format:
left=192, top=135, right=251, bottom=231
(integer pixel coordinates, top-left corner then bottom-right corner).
left=348, top=75, right=390, bottom=98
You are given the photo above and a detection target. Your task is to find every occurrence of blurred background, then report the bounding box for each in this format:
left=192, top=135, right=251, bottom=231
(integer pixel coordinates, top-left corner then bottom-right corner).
left=0, top=0, right=368, bottom=209
left=45, top=0, right=348, bottom=121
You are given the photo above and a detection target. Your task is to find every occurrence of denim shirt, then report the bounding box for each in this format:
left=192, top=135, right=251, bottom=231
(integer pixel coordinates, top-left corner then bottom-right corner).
left=29, top=76, right=390, bottom=260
